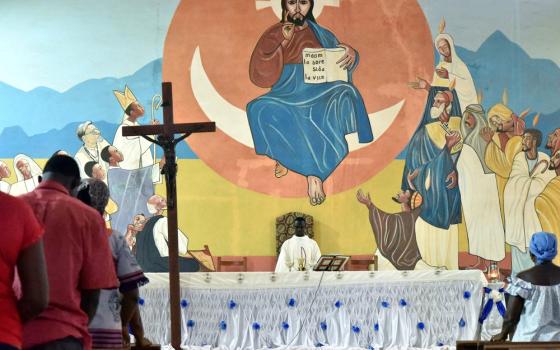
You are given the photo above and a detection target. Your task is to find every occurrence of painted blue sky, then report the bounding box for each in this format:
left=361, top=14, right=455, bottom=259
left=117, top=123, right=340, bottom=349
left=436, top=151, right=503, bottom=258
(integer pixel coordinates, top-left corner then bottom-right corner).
left=0, top=0, right=179, bottom=92
left=0, top=0, right=558, bottom=92
left=418, top=0, right=560, bottom=65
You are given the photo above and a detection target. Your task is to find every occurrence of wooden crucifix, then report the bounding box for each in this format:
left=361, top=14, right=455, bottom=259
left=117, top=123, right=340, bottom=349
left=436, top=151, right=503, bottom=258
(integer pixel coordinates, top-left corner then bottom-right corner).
left=122, top=82, right=215, bottom=349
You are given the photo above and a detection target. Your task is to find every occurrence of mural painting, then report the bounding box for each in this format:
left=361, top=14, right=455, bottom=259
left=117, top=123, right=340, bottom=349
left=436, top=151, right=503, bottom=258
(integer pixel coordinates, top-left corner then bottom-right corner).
left=1, top=0, right=559, bottom=276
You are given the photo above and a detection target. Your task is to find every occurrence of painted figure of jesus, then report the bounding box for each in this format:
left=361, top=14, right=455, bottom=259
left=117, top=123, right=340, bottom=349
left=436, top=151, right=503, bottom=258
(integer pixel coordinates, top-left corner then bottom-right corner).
left=247, top=0, right=373, bottom=205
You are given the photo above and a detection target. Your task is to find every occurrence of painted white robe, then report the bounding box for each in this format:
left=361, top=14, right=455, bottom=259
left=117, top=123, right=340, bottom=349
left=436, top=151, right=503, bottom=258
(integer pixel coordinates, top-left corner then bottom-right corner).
left=0, top=181, right=10, bottom=193
left=504, top=152, right=555, bottom=251
left=431, top=33, right=478, bottom=113
left=9, top=177, right=39, bottom=196
left=275, top=235, right=321, bottom=272
left=457, top=144, right=505, bottom=261
left=74, top=140, right=110, bottom=179
left=113, top=118, right=160, bottom=183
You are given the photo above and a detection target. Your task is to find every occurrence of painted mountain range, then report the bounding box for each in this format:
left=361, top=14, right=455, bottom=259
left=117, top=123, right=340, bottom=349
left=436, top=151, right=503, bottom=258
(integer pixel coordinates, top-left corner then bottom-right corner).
left=0, top=30, right=558, bottom=158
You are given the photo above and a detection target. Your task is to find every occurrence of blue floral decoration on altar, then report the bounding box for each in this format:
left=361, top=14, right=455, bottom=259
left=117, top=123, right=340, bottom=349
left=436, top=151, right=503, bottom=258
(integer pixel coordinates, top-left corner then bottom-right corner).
left=459, top=318, right=466, bottom=328
left=187, top=319, right=195, bottom=328
left=351, top=325, right=361, bottom=333
left=399, top=299, right=407, bottom=307
left=335, top=300, right=342, bottom=308
left=320, top=321, right=327, bottom=331
left=252, top=322, right=261, bottom=331
left=381, top=301, right=390, bottom=308
left=437, top=342, right=444, bottom=346
left=417, top=322, right=425, bottom=330
left=374, top=323, right=379, bottom=332
left=138, top=298, right=145, bottom=306
left=463, top=291, right=471, bottom=300
left=282, top=322, right=290, bottom=330
left=315, top=343, right=324, bottom=347
left=288, top=298, right=296, bottom=307
left=219, top=321, right=227, bottom=330
left=180, top=299, right=189, bottom=308
left=228, top=300, right=237, bottom=309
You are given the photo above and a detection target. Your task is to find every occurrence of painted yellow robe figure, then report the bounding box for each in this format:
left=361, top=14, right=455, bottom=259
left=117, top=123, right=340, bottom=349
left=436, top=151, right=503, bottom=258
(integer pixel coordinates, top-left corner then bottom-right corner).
left=483, top=103, right=523, bottom=218
left=535, top=151, right=560, bottom=265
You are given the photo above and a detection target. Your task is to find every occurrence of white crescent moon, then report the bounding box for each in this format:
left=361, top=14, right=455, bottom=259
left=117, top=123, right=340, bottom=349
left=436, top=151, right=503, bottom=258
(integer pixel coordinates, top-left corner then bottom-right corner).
left=190, top=46, right=404, bottom=151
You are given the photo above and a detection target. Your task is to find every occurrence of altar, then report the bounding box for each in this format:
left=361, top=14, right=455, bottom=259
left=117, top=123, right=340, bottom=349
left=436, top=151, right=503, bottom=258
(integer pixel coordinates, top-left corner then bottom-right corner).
left=139, top=270, right=487, bottom=349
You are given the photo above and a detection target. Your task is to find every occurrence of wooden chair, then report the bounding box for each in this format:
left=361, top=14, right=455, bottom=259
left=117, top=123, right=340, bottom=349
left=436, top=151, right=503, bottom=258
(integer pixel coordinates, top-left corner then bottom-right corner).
left=348, top=255, right=378, bottom=271
left=217, top=256, right=248, bottom=272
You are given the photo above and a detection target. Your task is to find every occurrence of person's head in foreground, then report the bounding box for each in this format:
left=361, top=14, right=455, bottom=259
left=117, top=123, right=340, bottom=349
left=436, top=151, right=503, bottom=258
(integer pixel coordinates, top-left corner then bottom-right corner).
left=529, top=231, right=557, bottom=265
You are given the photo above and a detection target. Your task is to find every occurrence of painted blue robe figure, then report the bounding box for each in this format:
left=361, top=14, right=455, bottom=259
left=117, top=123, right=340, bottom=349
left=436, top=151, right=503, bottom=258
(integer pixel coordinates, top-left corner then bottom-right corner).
left=247, top=0, right=372, bottom=205
left=401, top=87, right=463, bottom=269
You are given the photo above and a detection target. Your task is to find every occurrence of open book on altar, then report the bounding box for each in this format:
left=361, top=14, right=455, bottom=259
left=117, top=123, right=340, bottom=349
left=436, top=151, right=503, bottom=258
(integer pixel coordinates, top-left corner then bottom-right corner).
left=313, top=255, right=350, bottom=271
left=303, top=47, right=348, bottom=84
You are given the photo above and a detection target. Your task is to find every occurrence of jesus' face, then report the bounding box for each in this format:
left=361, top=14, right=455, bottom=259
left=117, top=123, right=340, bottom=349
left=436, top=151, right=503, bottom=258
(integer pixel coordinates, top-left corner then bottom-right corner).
left=285, top=0, right=312, bottom=26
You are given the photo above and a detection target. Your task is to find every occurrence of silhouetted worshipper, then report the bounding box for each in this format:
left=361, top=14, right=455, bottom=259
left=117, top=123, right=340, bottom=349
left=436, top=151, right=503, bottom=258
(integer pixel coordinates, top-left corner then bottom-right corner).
left=356, top=189, right=422, bottom=270
left=134, top=194, right=199, bottom=273
left=247, top=0, right=373, bottom=206
left=76, top=179, right=151, bottom=349
left=492, top=232, right=560, bottom=342
left=0, top=191, right=48, bottom=350
left=21, top=155, right=117, bottom=350
left=276, top=217, right=321, bottom=272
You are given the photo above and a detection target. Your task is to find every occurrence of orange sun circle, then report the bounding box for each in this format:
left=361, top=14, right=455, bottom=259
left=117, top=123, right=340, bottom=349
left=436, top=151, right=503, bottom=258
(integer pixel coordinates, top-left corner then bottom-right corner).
left=163, top=0, right=433, bottom=197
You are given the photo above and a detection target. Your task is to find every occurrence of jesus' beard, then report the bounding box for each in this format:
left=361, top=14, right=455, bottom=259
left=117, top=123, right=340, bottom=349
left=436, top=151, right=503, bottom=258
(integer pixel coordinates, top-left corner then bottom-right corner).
left=287, top=12, right=307, bottom=26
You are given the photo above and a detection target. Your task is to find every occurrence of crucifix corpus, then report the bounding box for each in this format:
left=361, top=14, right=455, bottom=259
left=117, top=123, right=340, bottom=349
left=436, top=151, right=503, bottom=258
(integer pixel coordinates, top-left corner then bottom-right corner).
left=122, top=82, right=215, bottom=349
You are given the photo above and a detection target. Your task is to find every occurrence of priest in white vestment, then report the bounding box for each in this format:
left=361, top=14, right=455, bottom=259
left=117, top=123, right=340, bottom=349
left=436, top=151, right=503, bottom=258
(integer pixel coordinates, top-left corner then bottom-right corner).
left=276, top=217, right=321, bottom=272
left=112, top=85, right=161, bottom=183
left=0, top=161, right=11, bottom=193
left=456, top=104, right=505, bottom=265
left=504, top=129, right=555, bottom=275
left=74, top=121, right=110, bottom=179
left=9, top=154, right=42, bottom=196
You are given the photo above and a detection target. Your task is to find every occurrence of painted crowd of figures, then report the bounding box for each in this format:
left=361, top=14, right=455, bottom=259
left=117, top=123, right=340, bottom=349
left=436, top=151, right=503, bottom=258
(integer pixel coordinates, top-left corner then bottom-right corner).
left=0, top=86, right=199, bottom=273
left=358, top=23, right=560, bottom=275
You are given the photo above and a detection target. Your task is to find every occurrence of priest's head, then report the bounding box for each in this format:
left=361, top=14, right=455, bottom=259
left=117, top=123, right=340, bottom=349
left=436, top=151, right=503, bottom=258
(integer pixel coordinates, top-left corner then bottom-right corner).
left=282, top=0, right=316, bottom=26
left=0, top=160, right=10, bottom=179
left=294, top=216, right=306, bottom=237
left=521, top=129, right=542, bottom=153
left=147, top=194, right=167, bottom=215
left=77, top=121, right=102, bottom=148
left=125, top=101, right=145, bottom=121
left=545, top=128, right=560, bottom=154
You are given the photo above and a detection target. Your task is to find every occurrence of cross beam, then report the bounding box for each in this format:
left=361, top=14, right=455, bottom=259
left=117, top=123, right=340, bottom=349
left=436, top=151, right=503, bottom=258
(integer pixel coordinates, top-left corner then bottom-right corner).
left=123, top=82, right=215, bottom=349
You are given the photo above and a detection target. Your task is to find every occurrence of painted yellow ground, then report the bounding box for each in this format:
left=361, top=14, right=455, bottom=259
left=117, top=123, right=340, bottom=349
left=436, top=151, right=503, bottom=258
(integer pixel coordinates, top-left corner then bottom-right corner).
left=2, top=158, right=470, bottom=256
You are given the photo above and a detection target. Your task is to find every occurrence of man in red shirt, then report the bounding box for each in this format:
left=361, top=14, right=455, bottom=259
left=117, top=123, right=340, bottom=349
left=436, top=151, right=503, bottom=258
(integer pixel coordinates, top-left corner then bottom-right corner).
left=21, top=155, right=117, bottom=350
left=0, top=192, right=48, bottom=350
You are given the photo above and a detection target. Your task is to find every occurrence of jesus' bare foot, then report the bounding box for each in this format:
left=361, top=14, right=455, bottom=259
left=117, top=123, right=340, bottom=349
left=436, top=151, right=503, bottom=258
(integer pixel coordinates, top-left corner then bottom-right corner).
left=307, top=176, right=326, bottom=205
left=275, top=162, right=289, bottom=178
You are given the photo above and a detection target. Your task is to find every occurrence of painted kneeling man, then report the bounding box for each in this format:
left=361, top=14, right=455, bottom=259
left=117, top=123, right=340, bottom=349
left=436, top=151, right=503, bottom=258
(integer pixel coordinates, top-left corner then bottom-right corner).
left=134, top=195, right=199, bottom=272
left=276, top=217, right=321, bottom=272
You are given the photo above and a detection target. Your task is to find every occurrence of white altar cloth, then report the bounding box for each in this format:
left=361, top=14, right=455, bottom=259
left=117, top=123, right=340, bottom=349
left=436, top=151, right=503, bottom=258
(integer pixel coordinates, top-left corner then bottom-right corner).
left=139, top=270, right=487, bottom=350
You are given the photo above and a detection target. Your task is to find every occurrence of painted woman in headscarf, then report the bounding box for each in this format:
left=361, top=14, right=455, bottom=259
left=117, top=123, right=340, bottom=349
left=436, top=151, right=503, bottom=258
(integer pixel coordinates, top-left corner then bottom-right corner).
left=410, top=20, right=478, bottom=113
left=9, top=154, right=42, bottom=196
left=492, top=232, right=560, bottom=341
left=76, top=178, right=152, bottom=348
